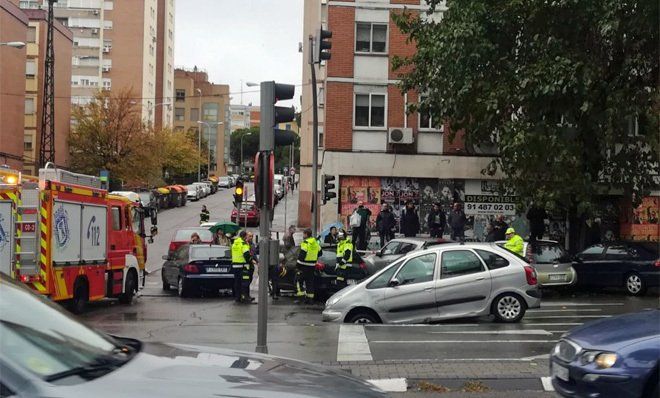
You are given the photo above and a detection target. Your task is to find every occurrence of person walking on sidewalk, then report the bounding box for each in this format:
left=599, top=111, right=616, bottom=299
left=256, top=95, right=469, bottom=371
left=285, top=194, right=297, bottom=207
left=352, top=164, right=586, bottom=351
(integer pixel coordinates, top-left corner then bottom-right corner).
left=448, top=203, right=467, bottom=241
left=297, top=228, right=322, bottom=304
left=427, top=203, right=446, bottom=238
left=350, top=201, right=372, bottom=251
left=401, top=201, right=420, bottom=238
left=376, top=203, right=396, bottom=247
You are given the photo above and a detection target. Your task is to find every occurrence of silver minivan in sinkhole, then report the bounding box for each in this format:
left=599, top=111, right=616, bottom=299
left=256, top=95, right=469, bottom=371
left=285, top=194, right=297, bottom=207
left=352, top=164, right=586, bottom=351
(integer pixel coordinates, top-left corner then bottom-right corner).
left=322, top=243, right=541, bottom=324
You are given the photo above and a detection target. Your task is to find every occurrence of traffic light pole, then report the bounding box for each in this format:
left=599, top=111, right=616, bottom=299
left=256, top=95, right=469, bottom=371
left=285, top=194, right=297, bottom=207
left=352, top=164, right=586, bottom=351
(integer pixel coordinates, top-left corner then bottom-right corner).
left=309, top=35, right=319, bottom=237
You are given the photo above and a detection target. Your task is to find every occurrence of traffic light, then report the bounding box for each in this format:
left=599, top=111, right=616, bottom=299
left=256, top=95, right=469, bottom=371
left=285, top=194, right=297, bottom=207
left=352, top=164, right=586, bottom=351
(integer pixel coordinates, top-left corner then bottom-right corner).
left=314, top=29, right=332, bottom=63
left=233, top=179, right=244, bottom=206
left=322, top=174, right=336, bottom=204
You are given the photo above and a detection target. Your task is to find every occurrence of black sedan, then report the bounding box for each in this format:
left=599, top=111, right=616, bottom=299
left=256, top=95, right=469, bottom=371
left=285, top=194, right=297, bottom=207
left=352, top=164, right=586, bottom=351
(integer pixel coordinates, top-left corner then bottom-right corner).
left=0, top=273, right=387, bottom=398
left=162, top=244, right=233, bottom=297
left=278, top=244, right=369, bottom=300
left=573, top=241, right=659, bottom=295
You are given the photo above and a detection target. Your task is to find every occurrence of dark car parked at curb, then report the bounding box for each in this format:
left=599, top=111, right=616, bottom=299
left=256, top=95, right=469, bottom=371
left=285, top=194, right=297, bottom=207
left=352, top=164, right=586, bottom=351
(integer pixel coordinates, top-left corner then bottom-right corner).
left=550, top=309, right=659, bottom=398
left=0, top=273, right=387, bottom=398
left=162, top=244, right=233, bottom=297
left=363, top=237, right=453, bottom=276
left=278, top=244, right=369, bottom=300
left=573, top=241, right=659, bottom=296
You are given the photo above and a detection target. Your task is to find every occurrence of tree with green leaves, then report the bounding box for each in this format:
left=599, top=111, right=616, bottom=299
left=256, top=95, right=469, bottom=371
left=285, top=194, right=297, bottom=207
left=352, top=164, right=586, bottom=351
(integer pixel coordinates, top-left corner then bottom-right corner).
left=230, top=127, right=260, bottom=168
left=393, top=0, right=658, bottom=220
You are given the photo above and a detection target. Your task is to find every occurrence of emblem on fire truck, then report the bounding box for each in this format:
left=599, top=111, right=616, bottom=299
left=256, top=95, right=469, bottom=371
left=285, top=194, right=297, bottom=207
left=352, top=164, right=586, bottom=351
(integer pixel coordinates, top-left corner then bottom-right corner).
left=54, top=204, right=71, bottom=249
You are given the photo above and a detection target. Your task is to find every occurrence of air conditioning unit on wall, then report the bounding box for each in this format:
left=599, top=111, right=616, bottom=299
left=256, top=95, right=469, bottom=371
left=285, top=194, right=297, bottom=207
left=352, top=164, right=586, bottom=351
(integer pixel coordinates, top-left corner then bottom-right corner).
left=388, top=127, right=414, bottom=144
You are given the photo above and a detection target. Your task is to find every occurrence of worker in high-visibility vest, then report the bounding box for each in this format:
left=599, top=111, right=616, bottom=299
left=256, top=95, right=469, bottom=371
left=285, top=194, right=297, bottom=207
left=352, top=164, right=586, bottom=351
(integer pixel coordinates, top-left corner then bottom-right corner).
left=335, top=230, right=353, bottom=288
left=296, top=228, right=322, bottom=304
left=231, top=230, right=254, bottom=303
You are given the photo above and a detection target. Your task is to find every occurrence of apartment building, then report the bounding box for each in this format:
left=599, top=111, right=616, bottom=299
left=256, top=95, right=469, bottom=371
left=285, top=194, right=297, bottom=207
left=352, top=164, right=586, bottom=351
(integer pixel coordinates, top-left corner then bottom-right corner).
left=22, top=9, right=73, bottom=175
left=154, top=0, right=174, bottom=129
left=173, top=67, right=230, bottom=176
left=300, top=0, right=510, bottom=241
left=229, top=104, right=251, bottom=132
left=0, top=0, right=27, bottom=169
left=18, top=0, right=171, bottom=125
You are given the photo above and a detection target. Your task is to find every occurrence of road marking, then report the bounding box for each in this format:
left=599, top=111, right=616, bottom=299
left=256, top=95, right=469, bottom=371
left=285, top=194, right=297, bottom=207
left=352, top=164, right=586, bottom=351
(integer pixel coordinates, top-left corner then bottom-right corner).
left=541, top=302, right=623, bottom=307
left=337, top=324, right=373, bottom=361
left=371, top=340, right=557, bottom=344
left=523, top=323, right=583, bottom=326
left=541, top=377, right=555, bottom=391
left=366, top=324, right=480, bottom=327
left=521, top=353, right=551, bottom=360
left=529, top=308, right=602, bottom=312
left=525, top=315, right=611, bottom=319
left=429, top=329, right=553, bottom=336
left=367, top=378, right=407, bottom=392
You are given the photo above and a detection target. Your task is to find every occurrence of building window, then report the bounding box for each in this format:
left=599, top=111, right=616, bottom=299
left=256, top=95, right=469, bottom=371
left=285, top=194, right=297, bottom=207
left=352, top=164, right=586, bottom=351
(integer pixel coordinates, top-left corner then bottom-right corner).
left=175, top=89, right=185, bottom=101
left=354, top=93, right=386, bottom=128
left=24, top=98, right=35, bottom=115
left=27, top=26, right=37, bottom=43
left=356, top=22, right=387, bottom=53
left=24, top=134, right=33, bottom=151
left=25, top=60, right=36, bottom=77
left=175, top=107, right=185, bottom=121
left=190, top=108, right=199, bottom=121
left=203, top=103, right=219, bottom=122
left=418, top=95, right=442, bottom=131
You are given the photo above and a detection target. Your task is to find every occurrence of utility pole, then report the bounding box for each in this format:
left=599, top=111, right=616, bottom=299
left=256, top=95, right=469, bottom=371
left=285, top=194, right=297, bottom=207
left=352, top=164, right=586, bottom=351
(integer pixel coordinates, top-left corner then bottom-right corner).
left=39, top=0, right=57, bottom=168
left=309, top=28, right=332, bottom=237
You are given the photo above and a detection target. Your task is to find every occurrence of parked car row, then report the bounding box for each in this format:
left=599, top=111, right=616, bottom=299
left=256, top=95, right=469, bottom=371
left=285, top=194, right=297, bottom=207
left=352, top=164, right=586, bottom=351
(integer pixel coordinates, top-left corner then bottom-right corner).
left=185, top=181, right=217, bottom=201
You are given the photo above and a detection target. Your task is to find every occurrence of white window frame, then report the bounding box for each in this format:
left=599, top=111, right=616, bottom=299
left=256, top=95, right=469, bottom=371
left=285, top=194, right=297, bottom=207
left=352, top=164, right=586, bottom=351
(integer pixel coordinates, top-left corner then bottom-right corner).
left=355, top=22, right=388, bottom=54
left=353, top=92, right=387, bottom=130
left=418, top=94, right=442, bottom=132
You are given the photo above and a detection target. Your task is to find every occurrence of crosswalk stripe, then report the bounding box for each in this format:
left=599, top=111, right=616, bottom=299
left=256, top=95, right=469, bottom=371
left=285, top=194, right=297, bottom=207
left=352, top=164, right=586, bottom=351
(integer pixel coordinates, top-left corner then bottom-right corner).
left=541, top=377, right=555, bottom=391
left=367, top=378, right=407, bottom=392
left=528, top=308, right=602, bottom=312
left=525, top=315, right=611, bottom=319
left=371, top=340, right=557, bottom=344
left=337, top=325, right=373, bottom=361
left=541, top=302, right=623, bottom=307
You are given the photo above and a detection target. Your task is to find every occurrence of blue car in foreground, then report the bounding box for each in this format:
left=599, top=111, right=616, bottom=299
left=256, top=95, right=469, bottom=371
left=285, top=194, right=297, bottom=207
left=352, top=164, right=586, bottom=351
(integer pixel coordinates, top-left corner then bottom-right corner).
left=551, top=309, right=659, bottom=398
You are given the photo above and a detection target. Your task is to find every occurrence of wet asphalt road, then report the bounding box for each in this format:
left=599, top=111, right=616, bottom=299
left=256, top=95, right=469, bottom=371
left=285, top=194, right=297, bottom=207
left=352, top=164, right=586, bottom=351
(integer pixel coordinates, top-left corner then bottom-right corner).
left=77, top=189, right=659, bottom=397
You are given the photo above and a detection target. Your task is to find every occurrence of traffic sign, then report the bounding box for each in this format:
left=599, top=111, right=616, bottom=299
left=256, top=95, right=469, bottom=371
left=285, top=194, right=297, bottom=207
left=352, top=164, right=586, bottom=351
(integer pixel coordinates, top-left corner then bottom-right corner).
left=290, top=168, right=295, bottom=176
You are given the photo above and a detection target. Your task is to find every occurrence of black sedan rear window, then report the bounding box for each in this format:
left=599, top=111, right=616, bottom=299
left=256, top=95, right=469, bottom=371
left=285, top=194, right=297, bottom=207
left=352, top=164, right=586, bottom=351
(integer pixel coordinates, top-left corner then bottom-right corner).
left=191, top=247, right=229, bottom=259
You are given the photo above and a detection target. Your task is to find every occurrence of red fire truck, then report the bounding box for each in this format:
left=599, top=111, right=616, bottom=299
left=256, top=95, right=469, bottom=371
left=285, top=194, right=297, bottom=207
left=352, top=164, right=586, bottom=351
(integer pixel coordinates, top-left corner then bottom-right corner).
left=0, top=166, right=157, bottom=312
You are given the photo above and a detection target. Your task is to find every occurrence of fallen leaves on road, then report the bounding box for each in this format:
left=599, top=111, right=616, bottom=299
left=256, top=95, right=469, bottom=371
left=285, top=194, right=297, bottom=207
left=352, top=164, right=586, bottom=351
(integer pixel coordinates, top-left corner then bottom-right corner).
left=414, top=380, right=491, bottom=393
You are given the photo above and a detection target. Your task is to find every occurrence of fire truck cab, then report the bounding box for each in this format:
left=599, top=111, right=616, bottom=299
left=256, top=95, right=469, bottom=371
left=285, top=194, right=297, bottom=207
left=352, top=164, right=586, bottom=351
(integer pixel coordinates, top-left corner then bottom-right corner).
left=0, top=166, right=158, bottom=313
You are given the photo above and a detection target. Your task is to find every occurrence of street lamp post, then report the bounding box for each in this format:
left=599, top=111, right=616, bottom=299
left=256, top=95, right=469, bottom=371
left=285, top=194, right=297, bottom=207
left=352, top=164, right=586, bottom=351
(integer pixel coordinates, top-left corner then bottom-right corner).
left=196, top=88, right=202, bottom=181
left=240, top=132, right=254, bottom=176
left=148, top=101, right=171, bottom=125
left=0, top=42, right=26, bottom=48
left=197, top=121, right=223, bottom=177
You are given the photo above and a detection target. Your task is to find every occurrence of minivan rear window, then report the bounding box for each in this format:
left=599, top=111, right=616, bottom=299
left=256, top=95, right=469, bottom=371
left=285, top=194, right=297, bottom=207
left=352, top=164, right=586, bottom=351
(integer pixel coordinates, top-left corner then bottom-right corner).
left=174, top=229, right=213, bottom=242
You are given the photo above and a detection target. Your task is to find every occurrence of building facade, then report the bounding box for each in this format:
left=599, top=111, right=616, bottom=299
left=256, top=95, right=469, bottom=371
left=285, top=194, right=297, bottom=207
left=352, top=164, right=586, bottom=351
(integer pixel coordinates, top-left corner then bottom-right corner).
left=0, top=0, right=28, bottom=169
left=18, top=0, right=170, bottom=125
left=173, top=67, right=230, bottom=176
left=300, top=0, right=659, bottom=245
left=154, top=0, right=174, bottom=129
left=22, top=9, right=73, bottom=175
left=299, top=0, right=505, bottom=240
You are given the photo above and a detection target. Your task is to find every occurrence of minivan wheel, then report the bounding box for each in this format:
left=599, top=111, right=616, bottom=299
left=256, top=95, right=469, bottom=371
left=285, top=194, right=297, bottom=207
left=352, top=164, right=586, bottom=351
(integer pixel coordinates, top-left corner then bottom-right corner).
left=346, top=311, right=379, bottom=324
left=625, top=273, right=646, bottom=296
left=493, top=294, right=526, bottom=323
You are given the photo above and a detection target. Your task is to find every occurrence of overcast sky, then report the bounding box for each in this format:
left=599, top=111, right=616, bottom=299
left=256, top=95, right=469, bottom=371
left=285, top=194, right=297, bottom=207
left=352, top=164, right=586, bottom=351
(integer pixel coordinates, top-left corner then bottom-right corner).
left=174, top=0, right=304, bottom=109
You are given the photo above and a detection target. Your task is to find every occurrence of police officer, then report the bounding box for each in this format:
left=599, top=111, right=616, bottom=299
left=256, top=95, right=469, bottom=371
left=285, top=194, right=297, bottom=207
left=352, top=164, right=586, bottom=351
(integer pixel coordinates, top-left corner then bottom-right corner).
left=297, top=228, right=322, bottom=304
left=231, top=231, right=253, bottom=303
left=504, top=227, right=524, bottom=256
left=335, top=230, right=353, bottom=288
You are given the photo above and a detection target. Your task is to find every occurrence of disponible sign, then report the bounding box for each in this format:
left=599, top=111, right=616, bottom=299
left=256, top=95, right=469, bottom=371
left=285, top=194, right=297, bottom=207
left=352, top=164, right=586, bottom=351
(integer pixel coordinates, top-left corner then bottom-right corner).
left=464, top=181, right=516, bottom=216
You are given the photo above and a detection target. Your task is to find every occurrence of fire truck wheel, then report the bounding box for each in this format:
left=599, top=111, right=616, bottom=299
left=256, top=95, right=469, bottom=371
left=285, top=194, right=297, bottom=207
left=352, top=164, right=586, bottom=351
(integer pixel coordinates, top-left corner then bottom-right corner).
left=119, top=271, right=137, bottom=304
left=70, top=280, right=88, bottom=314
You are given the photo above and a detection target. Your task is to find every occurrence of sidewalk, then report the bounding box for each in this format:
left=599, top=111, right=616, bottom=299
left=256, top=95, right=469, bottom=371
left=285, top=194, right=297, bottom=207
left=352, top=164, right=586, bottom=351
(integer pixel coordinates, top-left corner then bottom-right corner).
left=322, top=358, right=549, bottom=380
